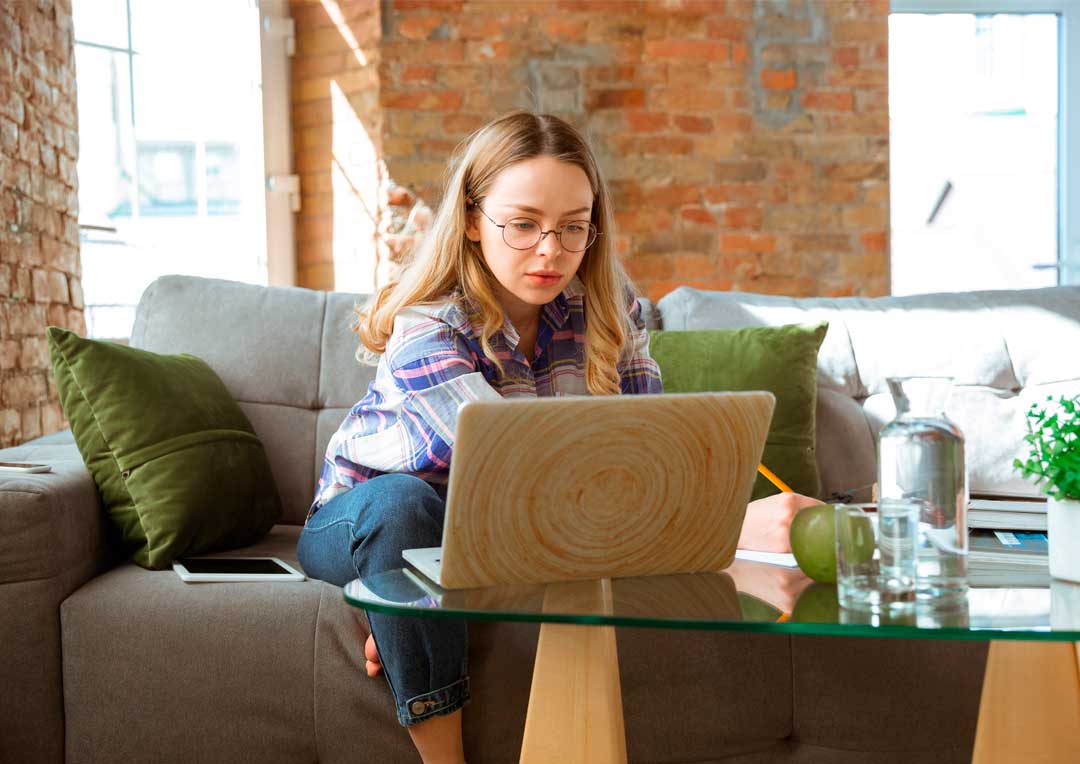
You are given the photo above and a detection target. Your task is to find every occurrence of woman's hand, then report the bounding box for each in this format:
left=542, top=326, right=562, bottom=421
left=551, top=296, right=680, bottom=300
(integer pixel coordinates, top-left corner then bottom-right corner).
left=738, top=492, right=823, bottom=553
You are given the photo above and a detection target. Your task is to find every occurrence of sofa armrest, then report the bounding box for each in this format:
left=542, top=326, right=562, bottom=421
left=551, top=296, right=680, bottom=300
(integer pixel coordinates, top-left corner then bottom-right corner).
left=0, top=431, right=122, bottom=764
left=0, top=431, right=119, bottom=586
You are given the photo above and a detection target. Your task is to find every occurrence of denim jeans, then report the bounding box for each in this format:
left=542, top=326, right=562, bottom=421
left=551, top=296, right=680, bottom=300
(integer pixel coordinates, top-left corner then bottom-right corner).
left=296, top=474, right=470, bottom=727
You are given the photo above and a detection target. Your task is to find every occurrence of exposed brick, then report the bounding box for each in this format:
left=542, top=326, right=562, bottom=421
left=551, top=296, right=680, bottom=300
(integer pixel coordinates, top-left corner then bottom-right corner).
left=288, top=0, right=889, bottom=307
left=723, top=206, right=763, bottom=230
left=617, top=112, right=664, bottom=136
left=860, top=231, right=888, bottom=254
left=761, top=68, right=796, bottom=90
left=40, top=401, right=64, bottom=433
left=398, top=14, right=444, bottom=41
left=673, top=115, right=713, bottom=134
left=645, top=40, right=730, bottom=63
left=30, top=267, right=49, bottom=302
left=383, top=91, right=464, bottom=110
left=585, top=89, right=646, bottom=110
left=18, top=336, right=47, bottom=370
left=0, top=340, right=17, bottom=369
left=0, top=410, right=19, bottom=443
left=802, top=90, right=855, bottom=112
left=678, top=206, right=713, bottom=225
left=2, top=372, right=47, bottom=408
left=720, top=234, right=776, bottom=255
left=2, top=1, right=82, bottom=446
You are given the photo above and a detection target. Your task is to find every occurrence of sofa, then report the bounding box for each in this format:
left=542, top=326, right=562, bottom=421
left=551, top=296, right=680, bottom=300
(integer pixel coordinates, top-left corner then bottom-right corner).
left=4, top=274, right=1078, bottom=763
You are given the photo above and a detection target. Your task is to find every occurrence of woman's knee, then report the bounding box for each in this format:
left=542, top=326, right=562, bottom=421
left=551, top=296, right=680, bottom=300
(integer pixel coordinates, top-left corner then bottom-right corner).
left=355, top=474, right=445, bottom=549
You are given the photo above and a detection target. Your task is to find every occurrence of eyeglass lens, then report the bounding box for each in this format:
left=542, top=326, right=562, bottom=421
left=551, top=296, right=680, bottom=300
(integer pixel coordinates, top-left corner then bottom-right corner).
left=501, top=218, right=596, bottom=252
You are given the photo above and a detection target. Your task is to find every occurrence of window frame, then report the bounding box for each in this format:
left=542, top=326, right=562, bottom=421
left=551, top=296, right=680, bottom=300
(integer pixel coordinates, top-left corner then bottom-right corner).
left=891, top=0, right=1079, bottom=286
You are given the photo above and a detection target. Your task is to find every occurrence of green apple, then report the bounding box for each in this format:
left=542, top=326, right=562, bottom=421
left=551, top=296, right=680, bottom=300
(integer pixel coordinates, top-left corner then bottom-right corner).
left=789, top=503, right=837, bottom=583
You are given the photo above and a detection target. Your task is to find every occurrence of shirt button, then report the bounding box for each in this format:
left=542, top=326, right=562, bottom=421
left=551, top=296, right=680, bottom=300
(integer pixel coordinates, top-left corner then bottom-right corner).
left=410, top=701, right=427, bottom=715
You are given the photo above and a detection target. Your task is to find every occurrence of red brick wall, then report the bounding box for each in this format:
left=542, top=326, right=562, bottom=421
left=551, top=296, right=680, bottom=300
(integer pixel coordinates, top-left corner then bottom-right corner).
left=292, top=0, right=890, bottom=301
left=0, top=0, right=82, bottom=449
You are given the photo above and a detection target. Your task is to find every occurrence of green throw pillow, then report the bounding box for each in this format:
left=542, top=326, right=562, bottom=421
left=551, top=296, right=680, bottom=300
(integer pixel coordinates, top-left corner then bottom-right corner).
left=47, top=327, right=282, bottom=569
left=648, top=323, right=828, bottom=501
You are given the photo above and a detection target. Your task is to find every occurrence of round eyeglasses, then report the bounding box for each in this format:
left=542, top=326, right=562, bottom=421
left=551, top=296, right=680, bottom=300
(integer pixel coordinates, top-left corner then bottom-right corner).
left=474, top=206, right=600, bottom=253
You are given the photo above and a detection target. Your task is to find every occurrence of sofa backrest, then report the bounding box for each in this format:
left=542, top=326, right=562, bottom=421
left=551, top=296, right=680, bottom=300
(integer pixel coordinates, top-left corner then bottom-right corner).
left=656, top=285, right=1080, bottom=499
left=132, top=276, right=1080, bottom=524
left=131, top=276, right=377, bottom=525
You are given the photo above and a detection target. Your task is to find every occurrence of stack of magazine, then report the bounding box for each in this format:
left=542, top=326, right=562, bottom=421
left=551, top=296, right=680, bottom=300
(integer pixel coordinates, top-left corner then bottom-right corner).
left=967, top=496, right=1047, bottom=532
left=966, top=494, right=1049, bottom=587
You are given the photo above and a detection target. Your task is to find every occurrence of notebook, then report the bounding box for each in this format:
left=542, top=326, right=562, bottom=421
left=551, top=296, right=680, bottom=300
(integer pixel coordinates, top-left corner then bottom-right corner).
left=402, top=391, right=775, bottom=589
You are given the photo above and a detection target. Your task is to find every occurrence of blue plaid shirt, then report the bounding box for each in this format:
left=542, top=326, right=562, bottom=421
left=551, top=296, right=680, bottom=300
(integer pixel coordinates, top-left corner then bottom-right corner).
left=309, top=278, right=663, bottom=522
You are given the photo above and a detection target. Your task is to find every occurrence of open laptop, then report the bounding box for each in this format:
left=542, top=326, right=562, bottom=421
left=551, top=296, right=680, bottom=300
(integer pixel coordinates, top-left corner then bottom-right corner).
left=403, top=391, right=775, bottom=589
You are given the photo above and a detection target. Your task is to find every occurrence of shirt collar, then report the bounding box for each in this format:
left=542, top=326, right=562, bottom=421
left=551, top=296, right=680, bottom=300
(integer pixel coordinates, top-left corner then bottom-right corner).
left=461, top=275, right=584, bottom=343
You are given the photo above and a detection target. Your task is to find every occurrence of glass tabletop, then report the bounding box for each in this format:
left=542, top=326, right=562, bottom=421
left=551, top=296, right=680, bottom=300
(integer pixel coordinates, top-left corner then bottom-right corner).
left=343, top=559, right=1080, bottom=642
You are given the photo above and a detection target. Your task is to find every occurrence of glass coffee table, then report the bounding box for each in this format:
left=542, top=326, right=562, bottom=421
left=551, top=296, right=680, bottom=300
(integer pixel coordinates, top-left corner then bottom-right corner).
left=345, top=561, right=1080, bottom=764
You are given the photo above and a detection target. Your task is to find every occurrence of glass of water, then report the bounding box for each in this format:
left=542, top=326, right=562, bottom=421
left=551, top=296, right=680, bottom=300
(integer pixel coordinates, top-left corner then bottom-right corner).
left=835, top=504, right=916, bottom=612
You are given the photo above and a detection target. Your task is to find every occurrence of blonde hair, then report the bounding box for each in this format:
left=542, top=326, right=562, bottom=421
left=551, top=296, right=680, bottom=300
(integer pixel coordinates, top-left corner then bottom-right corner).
left=355, top=112, right=636, bottom=396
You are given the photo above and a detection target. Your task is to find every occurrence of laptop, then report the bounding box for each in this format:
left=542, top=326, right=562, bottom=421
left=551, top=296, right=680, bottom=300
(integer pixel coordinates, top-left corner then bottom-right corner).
left=403, top=391, right=775, bottom=589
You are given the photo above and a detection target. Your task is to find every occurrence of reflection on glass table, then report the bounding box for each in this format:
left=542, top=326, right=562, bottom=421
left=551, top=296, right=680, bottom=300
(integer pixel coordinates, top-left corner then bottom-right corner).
left=345, top=562, right=1080, bottom=764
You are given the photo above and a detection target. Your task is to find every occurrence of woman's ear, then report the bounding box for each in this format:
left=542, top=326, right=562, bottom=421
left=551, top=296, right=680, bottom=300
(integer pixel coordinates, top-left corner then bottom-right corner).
left=464, top=206, right=481, bottom=243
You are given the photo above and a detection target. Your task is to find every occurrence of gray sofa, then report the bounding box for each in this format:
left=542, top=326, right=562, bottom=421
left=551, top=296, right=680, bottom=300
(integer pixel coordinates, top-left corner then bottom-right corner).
left=4, top=275, right=1078, bottom=763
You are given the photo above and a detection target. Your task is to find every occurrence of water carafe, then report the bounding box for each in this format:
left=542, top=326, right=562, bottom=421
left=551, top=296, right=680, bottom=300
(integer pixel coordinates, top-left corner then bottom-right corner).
left=877, top=376, right=968, bottom=606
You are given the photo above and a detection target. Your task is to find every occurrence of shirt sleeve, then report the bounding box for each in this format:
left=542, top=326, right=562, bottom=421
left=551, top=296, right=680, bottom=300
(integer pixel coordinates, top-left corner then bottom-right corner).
left=619, top=295, right=664, bottom=395
left=387, top=314, right=501, bottom=474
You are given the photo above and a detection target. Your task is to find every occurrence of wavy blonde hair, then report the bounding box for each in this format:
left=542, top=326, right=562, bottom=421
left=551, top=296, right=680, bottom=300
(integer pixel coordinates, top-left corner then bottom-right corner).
left=356, top=112, right=636, bottom=396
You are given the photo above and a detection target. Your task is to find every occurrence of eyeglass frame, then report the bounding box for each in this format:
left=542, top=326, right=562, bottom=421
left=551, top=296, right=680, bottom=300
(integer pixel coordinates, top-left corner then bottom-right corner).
left=470, top=203, right=601, bottom=253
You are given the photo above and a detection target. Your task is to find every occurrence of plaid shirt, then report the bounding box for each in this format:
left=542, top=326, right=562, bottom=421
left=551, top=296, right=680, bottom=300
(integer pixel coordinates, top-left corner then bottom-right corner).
left=308, top=278, right=663, bottom=522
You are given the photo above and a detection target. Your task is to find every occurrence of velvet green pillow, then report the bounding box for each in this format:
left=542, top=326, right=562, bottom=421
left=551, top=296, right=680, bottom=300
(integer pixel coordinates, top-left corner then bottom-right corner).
left=648, top=323, right=828, bottom=501
left=47, top=327, right=282, bottom=570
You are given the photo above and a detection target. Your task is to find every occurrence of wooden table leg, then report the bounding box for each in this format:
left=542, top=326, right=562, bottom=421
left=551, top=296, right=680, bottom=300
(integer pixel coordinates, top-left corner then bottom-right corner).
left=519, top=579, right=627, bottom=764
left=972, top=640, right=1080, bottom=763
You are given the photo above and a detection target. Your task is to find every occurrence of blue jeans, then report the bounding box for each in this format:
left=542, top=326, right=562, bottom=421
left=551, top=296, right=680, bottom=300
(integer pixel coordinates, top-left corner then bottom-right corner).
left=296, top=474, right=470, bottom=727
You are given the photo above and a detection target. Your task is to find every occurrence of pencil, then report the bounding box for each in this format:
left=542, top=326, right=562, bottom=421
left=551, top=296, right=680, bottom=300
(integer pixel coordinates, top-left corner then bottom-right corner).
left=757, top=463, right=794, bottom=494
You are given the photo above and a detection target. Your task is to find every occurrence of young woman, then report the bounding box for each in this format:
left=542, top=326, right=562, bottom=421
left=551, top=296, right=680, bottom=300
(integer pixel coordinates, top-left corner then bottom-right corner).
left=297, top=112, right=819, bottom=764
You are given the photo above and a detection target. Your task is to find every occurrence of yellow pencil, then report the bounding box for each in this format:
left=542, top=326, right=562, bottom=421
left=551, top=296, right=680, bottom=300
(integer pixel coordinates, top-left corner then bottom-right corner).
left=757, top=463, right=794, bottom=494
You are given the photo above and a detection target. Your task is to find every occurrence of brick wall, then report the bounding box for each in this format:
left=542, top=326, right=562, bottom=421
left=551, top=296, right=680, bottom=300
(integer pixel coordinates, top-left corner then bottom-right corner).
left=0, top=0, right=82, bottom=449
left=291, top=0, right=889, bottom=302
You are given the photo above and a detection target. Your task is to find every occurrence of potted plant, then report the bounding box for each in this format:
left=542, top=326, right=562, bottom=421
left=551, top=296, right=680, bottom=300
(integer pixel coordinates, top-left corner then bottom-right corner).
left=1015, top=394, right=1080, bottom=583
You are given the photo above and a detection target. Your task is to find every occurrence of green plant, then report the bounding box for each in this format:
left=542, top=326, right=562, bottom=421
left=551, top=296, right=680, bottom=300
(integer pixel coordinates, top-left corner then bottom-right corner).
left=1014, top=394, right=1080, bottom=501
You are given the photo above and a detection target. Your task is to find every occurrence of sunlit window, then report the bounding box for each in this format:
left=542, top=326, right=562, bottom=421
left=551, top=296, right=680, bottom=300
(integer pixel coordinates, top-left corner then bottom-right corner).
left=890, top=12, right=1059, bottom=294
left=73, top=0, right=267, bottom=339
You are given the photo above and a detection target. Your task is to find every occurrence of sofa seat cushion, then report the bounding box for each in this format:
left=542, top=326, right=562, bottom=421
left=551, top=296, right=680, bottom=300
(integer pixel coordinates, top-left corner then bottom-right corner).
left=59, top=524, right=800, bottom=763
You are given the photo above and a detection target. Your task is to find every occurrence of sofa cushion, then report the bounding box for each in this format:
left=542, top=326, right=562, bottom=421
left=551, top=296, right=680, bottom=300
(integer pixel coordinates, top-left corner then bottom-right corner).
left=648, top=323, right=828, bottom=500
left=47, top=327, right=282, bottom=569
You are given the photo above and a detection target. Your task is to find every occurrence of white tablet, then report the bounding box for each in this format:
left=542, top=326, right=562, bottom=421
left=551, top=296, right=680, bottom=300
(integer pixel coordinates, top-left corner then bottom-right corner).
left=172, top=556, right=306, bottom=583
left=0, top=461, right=52, bottom=474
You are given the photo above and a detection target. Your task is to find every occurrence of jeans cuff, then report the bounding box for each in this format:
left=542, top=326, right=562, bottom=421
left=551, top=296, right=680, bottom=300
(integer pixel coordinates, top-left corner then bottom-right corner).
left=397, top=676, right=471, bottom=727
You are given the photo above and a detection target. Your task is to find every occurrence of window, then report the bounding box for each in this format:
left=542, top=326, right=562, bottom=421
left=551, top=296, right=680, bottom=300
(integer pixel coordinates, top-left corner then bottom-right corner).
left=72, top=0, right=269, bottom=339
left=890, top=1, right=1080, bottom=293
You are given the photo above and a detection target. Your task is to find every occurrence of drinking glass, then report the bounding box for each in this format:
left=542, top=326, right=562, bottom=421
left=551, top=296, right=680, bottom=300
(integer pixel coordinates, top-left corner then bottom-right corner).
left=835, top=504, right=916, bottom=612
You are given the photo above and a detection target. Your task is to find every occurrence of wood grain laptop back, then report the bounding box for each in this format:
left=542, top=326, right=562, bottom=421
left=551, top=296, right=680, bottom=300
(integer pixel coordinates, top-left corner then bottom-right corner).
left=439, top=392, right=775, bottom=588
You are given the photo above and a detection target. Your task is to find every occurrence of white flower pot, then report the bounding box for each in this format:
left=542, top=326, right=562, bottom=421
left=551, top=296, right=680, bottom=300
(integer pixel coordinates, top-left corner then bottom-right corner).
left=1049, top=497, right=1080, bottom=583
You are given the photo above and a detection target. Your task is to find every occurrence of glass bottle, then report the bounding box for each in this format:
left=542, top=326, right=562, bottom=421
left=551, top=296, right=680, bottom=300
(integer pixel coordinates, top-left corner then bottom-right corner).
left=877, top=376, right=969, bottom=606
